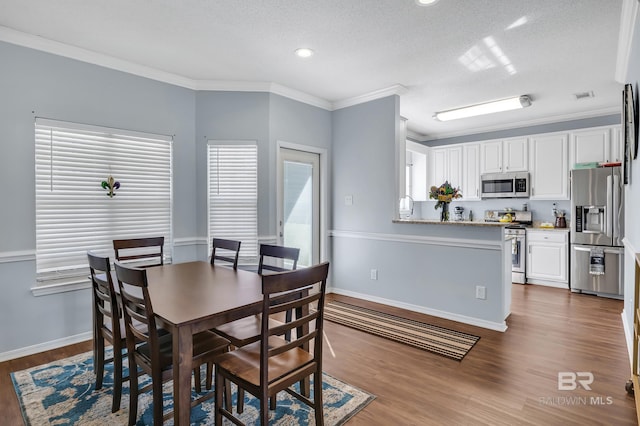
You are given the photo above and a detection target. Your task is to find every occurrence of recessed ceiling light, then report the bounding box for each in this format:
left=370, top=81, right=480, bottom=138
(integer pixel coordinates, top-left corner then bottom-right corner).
left=295, top=48, right=314, bottom=58
left=416, top=0, right=439, bottom=5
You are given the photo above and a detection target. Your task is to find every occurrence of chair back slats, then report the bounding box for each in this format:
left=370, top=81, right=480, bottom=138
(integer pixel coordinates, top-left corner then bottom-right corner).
left=268, top=329, right=318, bottom=358
left=258, top=244, right=300, bottom=274
left=113, top=237, right=165, bottom=267
left=259, top=262, right=329, bottom=385
left=268, top=291, right=319, bottom=316
left=114, top=262, right=157, bottom=350
left=88, top=252, right=119, bottom=328
left=211, top=238, right=241, bottom=269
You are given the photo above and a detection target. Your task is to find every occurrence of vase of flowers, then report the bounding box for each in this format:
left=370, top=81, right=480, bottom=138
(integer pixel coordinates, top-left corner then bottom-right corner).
left=429, top=181, right=462, bottom=222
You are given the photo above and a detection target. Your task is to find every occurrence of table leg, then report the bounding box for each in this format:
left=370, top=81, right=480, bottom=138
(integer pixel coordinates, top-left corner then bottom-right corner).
left=174, top=325, right=193, bottom=425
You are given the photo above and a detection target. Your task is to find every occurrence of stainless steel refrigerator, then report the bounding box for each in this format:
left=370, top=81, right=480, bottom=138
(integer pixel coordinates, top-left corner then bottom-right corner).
left=570, top=166, right=624, bottom=297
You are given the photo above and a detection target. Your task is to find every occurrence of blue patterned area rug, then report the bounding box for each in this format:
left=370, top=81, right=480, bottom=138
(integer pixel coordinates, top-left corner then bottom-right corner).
left=11, top=349, right=374, bottom=425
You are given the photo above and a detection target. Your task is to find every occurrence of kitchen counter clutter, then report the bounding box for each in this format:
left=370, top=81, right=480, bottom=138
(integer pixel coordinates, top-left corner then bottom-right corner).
left=393, top=219, right=508, bottom=227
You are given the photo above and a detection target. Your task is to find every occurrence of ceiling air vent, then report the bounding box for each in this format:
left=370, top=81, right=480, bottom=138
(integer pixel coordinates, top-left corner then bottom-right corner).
left=574, top=91, right=595, bottom=100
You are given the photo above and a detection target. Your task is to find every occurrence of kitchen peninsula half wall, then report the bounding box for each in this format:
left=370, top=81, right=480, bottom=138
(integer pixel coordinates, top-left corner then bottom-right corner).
left=329, top=220, right=511, bottom=331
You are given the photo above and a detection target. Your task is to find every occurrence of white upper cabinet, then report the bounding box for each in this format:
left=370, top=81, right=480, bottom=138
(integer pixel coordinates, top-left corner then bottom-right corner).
left=529, top=133, right=569, bottom=200
left=430, top=145, right=462, bottom=190
left=569, top=126, right=622, bottom=167
left=503, top=137, right=528, bottom=172
left=480, top=140, right=502, bottom=173
left=462, top=143, right=480, bottom=200
left=406, top=141, right=429, bottom=201
left=480, top=138, right=528, bottom=173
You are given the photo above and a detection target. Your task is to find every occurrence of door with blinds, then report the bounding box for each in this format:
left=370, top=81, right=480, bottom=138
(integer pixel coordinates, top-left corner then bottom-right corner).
left=278, top=148, right=320, bottom=268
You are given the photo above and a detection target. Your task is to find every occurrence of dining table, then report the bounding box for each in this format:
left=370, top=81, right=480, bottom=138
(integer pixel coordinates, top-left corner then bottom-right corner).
left=144, top=261, right=265, bottom=425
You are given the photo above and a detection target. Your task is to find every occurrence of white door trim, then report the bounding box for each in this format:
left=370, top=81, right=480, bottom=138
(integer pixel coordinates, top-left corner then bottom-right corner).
left=276, top=141, right=328, bottom=263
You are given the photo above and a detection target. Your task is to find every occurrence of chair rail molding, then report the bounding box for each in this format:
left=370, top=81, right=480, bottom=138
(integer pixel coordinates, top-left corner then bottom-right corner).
left=0, top=250, right=35, bottom=263
left=328, top=229, right=502, bottom=251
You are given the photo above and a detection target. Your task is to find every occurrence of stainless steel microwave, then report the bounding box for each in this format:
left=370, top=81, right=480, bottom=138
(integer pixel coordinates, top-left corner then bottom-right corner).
left=480, top=172, right=530, bottom=199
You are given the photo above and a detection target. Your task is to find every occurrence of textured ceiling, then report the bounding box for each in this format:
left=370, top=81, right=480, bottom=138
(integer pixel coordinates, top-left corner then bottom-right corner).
left=0, top=0, right=627, bottom=139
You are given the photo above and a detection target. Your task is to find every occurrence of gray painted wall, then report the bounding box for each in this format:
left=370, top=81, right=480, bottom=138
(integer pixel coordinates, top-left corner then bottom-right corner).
left=0, top=41, right=196, bottom=353
left=194, top=92, right=332, bottom=259
left=623, top=11, right=640, bottom=342
left=0, top=42, right=334, bottom=356
left=331, top=96, right=508, bottom=327
left=195, top=91, right=270, bottom=248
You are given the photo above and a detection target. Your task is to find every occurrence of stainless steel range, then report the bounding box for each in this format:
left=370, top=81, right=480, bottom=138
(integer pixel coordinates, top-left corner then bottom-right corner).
left=485, top=210, right=532, bottom=284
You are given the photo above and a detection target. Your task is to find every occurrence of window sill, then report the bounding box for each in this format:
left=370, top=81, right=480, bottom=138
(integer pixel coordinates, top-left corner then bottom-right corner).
left=31, top=278, right=91, bottom=297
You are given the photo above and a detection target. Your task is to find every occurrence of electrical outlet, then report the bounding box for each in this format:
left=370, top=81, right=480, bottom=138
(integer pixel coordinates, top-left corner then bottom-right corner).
left=345, top=195, right=353, bottom=206
left=475, top=285, right=486, bottom=300
left=370, top=269, right=378, bottom=280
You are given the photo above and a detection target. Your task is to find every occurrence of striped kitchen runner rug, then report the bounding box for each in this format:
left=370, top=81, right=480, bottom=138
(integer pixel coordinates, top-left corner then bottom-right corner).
left=323, top=301, right=480, bottom=361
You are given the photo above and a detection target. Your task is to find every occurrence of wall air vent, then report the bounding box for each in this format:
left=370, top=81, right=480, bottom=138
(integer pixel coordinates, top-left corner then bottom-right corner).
left=574, top=91, right=595, bottom=100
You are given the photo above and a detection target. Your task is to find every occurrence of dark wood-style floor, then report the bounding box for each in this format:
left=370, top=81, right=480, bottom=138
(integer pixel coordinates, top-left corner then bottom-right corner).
left=1, top=284, right=636, bottom=425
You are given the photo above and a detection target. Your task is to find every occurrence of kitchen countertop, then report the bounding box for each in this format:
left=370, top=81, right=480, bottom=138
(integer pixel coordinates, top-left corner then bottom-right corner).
left=393, top=219, right=509, bottom=227
left=393, top=218, right=571, bottom=231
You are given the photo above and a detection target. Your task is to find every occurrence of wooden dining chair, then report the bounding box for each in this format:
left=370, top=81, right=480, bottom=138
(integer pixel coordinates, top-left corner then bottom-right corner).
left=210, top=238, right=241, bottom=269
left=213, top=261, right=330, bottom=426
left=214, top=243, right=301, bottom=348
left=113, top=237, right=165, bottom=267
left=114, top=262, right=231, bottom=426
left=257, top=243, right=300, bottom=275
left=211, top=243, right=301, bottom=412
left=88, top=251, right=127, bottom=413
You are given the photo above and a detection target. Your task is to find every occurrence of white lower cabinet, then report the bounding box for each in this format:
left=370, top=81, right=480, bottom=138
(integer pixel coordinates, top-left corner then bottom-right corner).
left=526, top=230, right=568, bottom=288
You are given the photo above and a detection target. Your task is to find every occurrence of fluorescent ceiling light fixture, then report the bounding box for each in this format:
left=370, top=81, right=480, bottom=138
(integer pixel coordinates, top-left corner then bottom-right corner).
left=416, top=0, right=439, bottom=5
left=434, top=96, right=532, bottom=121
left=294, top=48, right=314, bottom=58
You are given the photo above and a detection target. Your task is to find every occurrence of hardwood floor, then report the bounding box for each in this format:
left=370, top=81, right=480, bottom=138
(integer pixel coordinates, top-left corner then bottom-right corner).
left=1, top=284, right=636, bottom=425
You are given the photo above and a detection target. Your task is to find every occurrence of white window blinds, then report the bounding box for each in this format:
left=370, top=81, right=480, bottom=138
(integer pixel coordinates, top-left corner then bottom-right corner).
left=35, top=118, right=173, bottom=282
left=208, top=141, right=258, bottom=261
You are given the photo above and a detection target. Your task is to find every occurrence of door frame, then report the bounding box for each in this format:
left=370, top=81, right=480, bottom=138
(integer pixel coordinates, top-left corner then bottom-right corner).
left=276, top=141, right=328, bottom=263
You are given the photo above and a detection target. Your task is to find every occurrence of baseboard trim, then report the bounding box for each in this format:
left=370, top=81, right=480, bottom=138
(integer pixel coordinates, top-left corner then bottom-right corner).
left=328, top=287, right=507, bottom=332
left=622, top=309, right=633, bottom=366
left=525, top=279, right=569, bottom=289
left=0, top=331, right=92, bottom=363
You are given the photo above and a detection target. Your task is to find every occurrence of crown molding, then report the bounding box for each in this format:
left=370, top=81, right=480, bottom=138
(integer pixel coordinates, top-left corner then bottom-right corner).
left=422, top=105, right=622, bottom=140
left=614, top=0, right=639, bottom=83
left=332, top=84, right=409, bottom=111
left=270, top=83, right=333, bottom=110
left=0, top=25, right=392, bottom=112
left=0, top=26, right=197, bottom=90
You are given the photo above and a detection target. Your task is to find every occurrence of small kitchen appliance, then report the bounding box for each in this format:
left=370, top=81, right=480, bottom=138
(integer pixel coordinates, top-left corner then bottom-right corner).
left=454, top=206, right=465, bottom=221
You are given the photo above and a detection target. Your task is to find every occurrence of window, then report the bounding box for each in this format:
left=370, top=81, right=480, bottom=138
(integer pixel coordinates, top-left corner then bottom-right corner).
left=35, top=118, right=172, bottom=286
left=207, top=141, right=258, bottom=262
